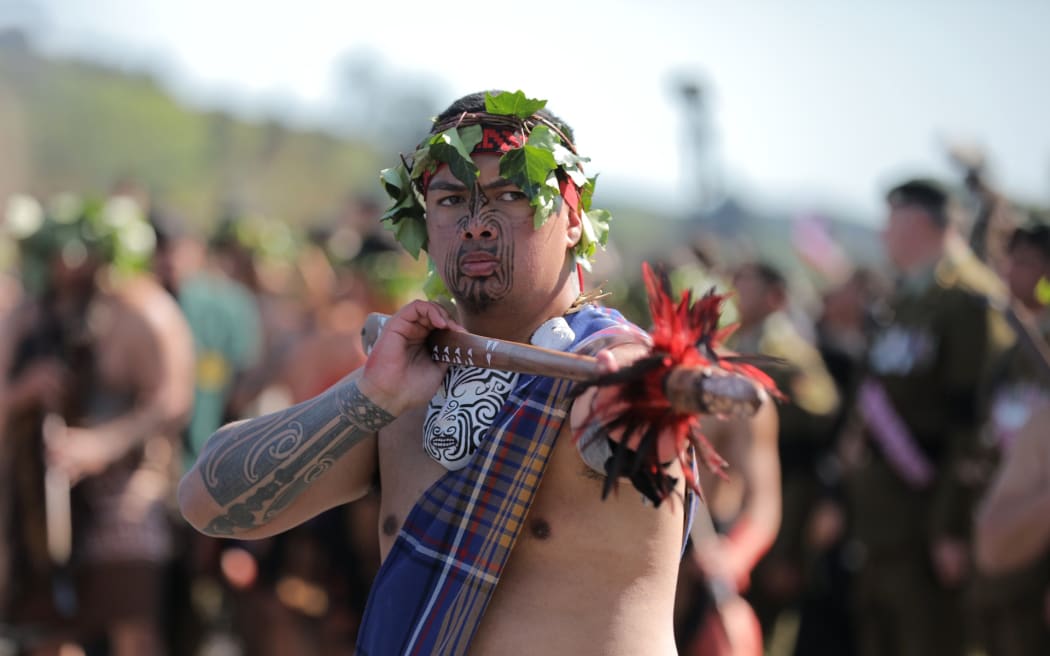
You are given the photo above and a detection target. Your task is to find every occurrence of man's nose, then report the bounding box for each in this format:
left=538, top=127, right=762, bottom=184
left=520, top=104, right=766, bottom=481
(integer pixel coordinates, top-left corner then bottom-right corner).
left=460, top=213, right=494, bottom=241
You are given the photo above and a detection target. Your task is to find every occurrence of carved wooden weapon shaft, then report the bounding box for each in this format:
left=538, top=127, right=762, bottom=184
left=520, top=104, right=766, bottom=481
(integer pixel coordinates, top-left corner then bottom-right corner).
left=361, top=313, right=764, bottom=418
left=42, top=412, right=77, bottom=617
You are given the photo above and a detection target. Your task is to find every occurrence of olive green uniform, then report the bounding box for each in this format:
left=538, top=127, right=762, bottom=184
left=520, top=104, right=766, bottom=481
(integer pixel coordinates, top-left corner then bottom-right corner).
left=846, top=254, right=1010, bottom=656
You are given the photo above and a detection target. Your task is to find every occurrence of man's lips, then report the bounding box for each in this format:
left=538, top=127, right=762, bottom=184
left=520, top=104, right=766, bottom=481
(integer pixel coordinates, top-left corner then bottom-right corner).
left=459, top=253, right=500, bottom=277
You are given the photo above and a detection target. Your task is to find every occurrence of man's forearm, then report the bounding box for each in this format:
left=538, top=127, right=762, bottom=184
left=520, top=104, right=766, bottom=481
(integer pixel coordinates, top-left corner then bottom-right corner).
left=189, top=376, right=394, bottom=536
left=88, top=400, right=188, bottom=462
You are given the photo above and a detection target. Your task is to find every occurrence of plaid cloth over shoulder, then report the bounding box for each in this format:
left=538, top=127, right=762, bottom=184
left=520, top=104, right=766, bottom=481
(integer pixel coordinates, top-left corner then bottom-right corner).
left=356, top=305, right=646, bottom=656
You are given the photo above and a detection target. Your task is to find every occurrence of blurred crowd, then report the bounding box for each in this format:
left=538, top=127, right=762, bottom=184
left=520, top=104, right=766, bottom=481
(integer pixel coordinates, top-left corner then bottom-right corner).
left=0, top=185, right=424, bottom=656
left=668, top=168, right=1050, bottom=656
left=0, top=158, right=1048, bottom=656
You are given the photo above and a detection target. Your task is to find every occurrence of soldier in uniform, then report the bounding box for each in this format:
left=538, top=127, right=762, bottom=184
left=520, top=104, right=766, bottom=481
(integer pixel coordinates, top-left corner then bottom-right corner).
left=967, top=214, right=1050, bottom=656
left=725, top=261, right=841, bottom=640
left=844, top=179, right=1009, bottom=656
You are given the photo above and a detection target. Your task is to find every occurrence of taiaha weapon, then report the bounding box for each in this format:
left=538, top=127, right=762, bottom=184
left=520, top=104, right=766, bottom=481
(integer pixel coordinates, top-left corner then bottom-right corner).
left=361, top=263, right=781, bottom=505
left=361, top=313, right=764, bottom=414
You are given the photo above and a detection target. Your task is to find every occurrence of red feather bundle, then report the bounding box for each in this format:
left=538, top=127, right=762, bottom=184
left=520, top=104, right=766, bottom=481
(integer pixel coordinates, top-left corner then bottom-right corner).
left=575, top=263, right=780, bottom=506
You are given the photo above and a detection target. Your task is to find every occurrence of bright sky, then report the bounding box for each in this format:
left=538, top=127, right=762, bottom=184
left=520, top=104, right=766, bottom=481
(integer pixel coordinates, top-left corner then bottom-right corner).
left=8, top=0, right=1050, bottom=221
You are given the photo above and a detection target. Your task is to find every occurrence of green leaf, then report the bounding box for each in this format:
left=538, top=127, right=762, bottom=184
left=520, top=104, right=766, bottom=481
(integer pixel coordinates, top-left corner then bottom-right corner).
left=392, top=213, right=427, bottom=259
left=579, top=175, right=598, bottom=211
left=456, top=124, right=484, bottom=153
left=380, top=165, right=410, bottom=199
left=525, top=124, right=558, bottom=151
left=423, top=258, right=453, bottom=303
left=485, top=90, right=547, bottom=119
left=409, top=144, right=436, bottom=182
left=572, top=206, right=612, bottom=270
left=585, top=208, right=612, bottom=246
left=531, top=181, right=561, bottom=228
left=428, top=125, right=483, bottom=187
left=499, top=145, right=557, bottom=195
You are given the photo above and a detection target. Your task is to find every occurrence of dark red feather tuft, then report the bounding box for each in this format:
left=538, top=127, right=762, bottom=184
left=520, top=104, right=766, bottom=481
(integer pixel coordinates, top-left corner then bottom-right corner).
left=575, top=262, right=780, bottom=506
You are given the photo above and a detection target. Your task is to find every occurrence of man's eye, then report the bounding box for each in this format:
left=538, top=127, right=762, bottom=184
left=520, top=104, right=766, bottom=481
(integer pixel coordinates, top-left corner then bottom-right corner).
left=497, top=191, right=528, bottom=202
left=437, top=195, right=464, bottom=207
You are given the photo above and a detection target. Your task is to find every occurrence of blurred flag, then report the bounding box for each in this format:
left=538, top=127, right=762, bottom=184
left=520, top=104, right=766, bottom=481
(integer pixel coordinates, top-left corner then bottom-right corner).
left=791, top=213, right=851, bottom=287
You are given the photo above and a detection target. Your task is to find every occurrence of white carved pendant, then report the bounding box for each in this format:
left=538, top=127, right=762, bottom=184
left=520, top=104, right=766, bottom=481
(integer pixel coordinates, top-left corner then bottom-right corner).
left=423, top=366, right=519, bottom=470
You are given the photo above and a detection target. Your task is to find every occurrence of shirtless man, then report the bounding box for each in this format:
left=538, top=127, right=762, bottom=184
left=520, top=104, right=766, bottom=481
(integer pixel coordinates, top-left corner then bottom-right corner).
left=179, top=91, right=765, bottom=655
left=676, top=407, right=779, bottom=656
left=0, top=194, right=194, bottom=656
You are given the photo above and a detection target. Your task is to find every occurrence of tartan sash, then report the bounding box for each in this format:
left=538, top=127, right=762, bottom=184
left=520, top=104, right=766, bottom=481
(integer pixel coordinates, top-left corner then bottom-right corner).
left=356, top=306, right=641, bottom=656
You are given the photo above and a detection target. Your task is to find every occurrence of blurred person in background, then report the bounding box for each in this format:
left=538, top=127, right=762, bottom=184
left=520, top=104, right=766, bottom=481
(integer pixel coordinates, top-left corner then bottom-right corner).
left=0, top=194, right=194, bottom=656
left=152, top=212, right=264, bottom=473
left=947, top=144, right=1022, bottom=280
left=201, top=214, right=309, bottom=434
left=675, top=390, right=780, bottom=656
left=150, top=210, right=265, bottom=655
left=723, top=261, right=840, bottom=649
left=843, top=179, right=1009, bottom=656
left=966, top=214, right=1050, bottom=656
left=974, top=409, right=1050, bottom=656
left=788, top=267, right=888, bottom=656
left=670, top=242, right=779, bottom=656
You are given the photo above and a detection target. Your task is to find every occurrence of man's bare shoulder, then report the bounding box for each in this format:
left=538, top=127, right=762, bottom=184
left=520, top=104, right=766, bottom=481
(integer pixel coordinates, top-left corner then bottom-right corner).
left=92, top=274, right=193, bottom=387
left=106, top=274, right=183, bottom=323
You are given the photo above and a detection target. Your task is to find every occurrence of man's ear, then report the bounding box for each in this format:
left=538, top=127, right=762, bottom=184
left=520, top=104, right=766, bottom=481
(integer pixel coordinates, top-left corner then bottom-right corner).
left=565, top=203, right=583, bottom=248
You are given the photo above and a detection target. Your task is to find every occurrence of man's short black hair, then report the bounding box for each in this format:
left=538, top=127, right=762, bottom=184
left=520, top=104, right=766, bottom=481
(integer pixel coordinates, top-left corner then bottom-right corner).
left=149, top=207, right=191, bottom=250
left=432, top=90, right=576, bottom=145
left=739, top=260, right=787, bottom=290
left=1009, top=209, right=1050, bottom=261
left=886, top=178, right=952, bottom=228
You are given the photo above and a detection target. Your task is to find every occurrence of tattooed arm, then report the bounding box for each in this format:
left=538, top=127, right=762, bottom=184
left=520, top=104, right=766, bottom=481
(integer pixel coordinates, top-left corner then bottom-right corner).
left=178, top=300, right=461, bottom=539
left=178, top=371, right=385, bottom=538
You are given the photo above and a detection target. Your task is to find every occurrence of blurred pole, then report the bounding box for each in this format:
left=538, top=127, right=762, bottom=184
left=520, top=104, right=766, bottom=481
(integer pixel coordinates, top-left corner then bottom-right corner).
left=672, top=74, right=725, bottom=215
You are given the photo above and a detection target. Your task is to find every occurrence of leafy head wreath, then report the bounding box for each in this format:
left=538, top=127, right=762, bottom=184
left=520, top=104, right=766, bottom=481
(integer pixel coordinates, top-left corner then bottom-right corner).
left=379, top=90, right=612, bottom=299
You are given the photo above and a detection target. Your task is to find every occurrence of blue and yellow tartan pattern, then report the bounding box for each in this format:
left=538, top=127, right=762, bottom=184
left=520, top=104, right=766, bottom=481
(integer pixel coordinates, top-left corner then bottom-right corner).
left=356, top=305, right=645, bottom=656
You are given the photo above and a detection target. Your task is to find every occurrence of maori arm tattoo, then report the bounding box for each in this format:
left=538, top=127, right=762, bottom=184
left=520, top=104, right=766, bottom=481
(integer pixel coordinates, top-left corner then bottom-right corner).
left=199, top=380, right=393, bottom=536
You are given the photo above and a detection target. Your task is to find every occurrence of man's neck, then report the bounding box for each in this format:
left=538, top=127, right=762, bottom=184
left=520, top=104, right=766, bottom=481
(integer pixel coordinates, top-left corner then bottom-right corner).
left=737, top=308, right=780, bottom=336
left=899, top=246, right=945, bottom=277
left=458, top=285, right=578, bottom=344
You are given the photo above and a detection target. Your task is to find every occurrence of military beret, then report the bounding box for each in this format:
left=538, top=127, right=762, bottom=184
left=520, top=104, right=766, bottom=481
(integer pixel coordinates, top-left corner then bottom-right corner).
left=886, top=178, right=952, bottom=227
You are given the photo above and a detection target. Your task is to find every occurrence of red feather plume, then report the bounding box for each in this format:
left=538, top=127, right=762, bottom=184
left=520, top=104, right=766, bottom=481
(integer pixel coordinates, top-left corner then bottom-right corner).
left=575, top=262, right=780, bottom=506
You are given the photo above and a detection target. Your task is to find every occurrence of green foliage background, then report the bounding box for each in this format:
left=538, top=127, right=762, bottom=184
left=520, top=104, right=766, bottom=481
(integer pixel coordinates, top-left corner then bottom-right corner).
left=0, top=36, right=383, bottom=230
